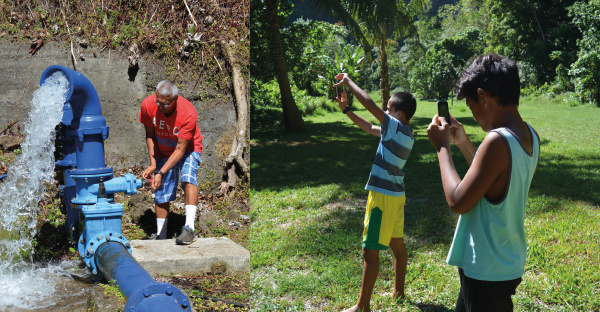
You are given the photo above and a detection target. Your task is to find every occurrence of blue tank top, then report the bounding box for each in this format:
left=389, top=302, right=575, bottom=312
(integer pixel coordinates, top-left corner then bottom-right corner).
left=446, top=123, right=540, bottom=281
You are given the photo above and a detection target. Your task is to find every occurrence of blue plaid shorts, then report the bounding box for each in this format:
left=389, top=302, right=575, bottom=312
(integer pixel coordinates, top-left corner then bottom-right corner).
left=154, top=151, right=202, bottom=204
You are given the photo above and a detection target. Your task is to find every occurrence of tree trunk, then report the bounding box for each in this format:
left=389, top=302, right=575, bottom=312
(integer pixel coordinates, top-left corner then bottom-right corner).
left=205, top=0, right=249, bottom=196
left=379, top=24, right=390, bottom=110
left=529, top=4, right=545, bottom=41
left=220, top=39, right=250, bottom=195
left=267, top=0, right=305, bottom=131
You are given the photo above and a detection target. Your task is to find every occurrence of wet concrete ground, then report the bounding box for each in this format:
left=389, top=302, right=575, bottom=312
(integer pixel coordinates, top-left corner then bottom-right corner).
left=1, top=238, right=250, bottom=312
left=1, top=261, right=96, bottom=312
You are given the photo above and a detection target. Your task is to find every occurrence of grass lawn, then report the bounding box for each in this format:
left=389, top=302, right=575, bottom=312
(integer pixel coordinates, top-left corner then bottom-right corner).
left=250, top=94, right=600, bottom=311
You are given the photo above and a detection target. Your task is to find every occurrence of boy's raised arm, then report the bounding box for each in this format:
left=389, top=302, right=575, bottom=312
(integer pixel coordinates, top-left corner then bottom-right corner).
left=334, top=73, right=386, bottom=123
left=336, top=89, right=381, bottom=137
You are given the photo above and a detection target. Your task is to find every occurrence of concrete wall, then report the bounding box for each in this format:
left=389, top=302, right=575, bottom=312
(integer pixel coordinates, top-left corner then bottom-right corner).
left=0, top=40, right=236, bottom=180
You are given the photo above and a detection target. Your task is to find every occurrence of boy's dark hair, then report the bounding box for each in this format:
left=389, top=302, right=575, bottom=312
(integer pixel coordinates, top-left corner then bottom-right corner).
left=389, top=92, right=417, bottom=121
left=455, top=53, right=520, bottom=106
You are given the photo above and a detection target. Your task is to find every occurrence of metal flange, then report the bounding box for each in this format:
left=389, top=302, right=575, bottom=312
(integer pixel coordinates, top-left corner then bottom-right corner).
left=78, top=230, right=132, bottom=279
left=125, top=282, right=192, bottom=312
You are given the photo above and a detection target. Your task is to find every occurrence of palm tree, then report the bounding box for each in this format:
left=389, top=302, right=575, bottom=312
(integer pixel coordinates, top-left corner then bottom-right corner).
left=304, top=0, right=427, bottom=106
left=266, top=0, right=305, bottom=131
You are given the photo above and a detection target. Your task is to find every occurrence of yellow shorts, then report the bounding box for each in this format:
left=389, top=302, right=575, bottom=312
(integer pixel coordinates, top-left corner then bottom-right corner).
left=362, top=191, right=406, bottom=250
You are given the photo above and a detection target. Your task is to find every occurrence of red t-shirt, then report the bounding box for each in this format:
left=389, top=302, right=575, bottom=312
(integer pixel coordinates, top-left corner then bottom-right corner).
left=139, top=94, right=203, bottom=158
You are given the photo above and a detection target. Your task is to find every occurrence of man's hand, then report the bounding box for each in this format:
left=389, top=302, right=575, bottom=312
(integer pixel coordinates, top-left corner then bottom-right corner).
left=152, top=173, right=163, bottom=190
left=427, top=115, right=451, bottom=152
left=142, top=165, right=156, bottom=181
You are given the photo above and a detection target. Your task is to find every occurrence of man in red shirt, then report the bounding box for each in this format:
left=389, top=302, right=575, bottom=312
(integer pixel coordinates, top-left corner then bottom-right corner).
left=139, top=80, right=204, bottom=244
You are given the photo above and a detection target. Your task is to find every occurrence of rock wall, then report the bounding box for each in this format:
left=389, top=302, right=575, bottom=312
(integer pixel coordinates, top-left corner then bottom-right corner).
left=0, top=40, right=236, bottom=181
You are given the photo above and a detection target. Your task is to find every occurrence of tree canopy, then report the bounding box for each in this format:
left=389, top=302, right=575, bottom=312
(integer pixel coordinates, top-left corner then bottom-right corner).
left=251, top=0, right=600, bottom=133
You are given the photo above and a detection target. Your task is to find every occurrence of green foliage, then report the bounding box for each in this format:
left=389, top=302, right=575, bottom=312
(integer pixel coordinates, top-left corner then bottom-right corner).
left=479, top=0, right=580, bottom=87
left=300, top=41, right=364, bottom=102
left=283, top=19, right=347, bottom=95
left=410, top=47, right=457, bottom=99
left=122, top=222, right=146, bottom=240
left=198, top=169, right=218, bottom=194
left=100, top=281, right=125, bottom=300
left=410, top=27, right=483, bottom=99
left=411, top=0, right=581, bottom=91
left=332, top=46, right=365, bottom=94
left=44, top=198, right=66, bottom=228
left=250, top=0, right=294, bottom=83
left=251, top=78, right=339, bottom=133
left=295, top=92, right=338, bottom=116
left=385, top=38, right=420, bottom=94
left=568, top=0, right=600, bottom=106
left=250, top=78, right=285, bottom=132
left=251, top=15, right=351, bottom=102
left=437, top=1, right=488, bottom=38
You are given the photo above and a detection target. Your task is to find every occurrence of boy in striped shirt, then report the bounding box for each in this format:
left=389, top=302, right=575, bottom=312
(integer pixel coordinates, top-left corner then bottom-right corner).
left=334, top=73, right=416, bottom=312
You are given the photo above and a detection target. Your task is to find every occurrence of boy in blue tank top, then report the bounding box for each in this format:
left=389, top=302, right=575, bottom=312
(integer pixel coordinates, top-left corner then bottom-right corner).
left=427, top=53, right=540, bottom=311
left=334, top=73, right=416, bottom=312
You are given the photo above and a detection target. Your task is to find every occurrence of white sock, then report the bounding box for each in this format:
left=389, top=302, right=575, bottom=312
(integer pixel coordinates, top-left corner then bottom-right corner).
left=185, top=205, right=197, bottom=230
left=157, top=218, right=167, bottom=239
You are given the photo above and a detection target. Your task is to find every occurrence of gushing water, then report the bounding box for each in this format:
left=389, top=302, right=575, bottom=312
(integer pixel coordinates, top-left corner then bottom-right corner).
left=0, top=71, right=71, bottom=309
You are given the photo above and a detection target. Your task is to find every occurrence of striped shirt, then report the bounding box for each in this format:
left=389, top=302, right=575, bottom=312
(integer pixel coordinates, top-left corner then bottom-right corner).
left=365, top=114, right=414, bottom=197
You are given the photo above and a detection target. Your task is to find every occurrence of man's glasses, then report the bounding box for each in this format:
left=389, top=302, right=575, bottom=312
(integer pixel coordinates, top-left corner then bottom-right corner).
left=156, top=99, right=173, bottom=108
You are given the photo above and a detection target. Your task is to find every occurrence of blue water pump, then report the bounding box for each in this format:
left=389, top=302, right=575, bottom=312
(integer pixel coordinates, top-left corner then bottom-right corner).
left=42, top=65, right=191, bottom=312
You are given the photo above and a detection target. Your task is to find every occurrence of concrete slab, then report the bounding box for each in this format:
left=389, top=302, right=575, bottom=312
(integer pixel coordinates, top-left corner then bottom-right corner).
left=130, top=237, right=249, bottom=277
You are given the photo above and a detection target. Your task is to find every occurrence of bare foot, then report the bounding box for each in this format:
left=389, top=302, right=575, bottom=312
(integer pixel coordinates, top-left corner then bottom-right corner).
left=391, top=291, right=405, bottom=301
left=382, top=291, right=405, bottom=301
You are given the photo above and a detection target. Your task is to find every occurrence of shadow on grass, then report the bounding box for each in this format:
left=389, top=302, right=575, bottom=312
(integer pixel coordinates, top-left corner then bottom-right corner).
left=530, top=152, right=600, bottom=208
left=252, top=114, right=600, bottom=247
left=252, top=116, right=476, bottom=192
left=286, top=204, right=364, bottom=258
left=414, top=303, right=454, bottom=312
left=251, top=119, right=380, bottom=195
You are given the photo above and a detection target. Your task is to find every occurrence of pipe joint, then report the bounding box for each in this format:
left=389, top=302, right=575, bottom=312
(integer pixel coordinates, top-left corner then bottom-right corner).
left=126, top=283, right=191, bottom=312
left=79, top=230, right=131, bottom=279
left=68, top=126, right=109, bottom=142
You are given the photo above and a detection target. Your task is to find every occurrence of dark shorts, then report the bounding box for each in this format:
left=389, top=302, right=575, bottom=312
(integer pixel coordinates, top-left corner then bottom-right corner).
left=455, top=268, right=522, bottom=312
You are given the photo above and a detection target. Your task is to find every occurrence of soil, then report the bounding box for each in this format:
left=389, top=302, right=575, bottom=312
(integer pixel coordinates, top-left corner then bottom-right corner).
left=157, top=274, right=250, bottom=311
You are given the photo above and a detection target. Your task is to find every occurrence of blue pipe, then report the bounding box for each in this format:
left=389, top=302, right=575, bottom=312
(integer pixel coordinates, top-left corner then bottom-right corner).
left=0, top=174, right=6, bottom=180
left=41, top=65, right=111, bottom=174
left=41, top=65, right=191, bottom=311
left=96, top=242, right=191, bottom=312
left=42, top=65, right=111, bottom=235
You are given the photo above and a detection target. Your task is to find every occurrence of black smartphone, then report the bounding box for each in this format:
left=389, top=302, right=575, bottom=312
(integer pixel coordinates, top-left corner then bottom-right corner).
left=437, top=101, right=450, bottom=124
